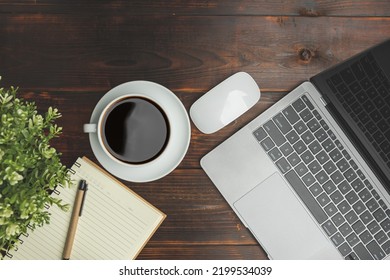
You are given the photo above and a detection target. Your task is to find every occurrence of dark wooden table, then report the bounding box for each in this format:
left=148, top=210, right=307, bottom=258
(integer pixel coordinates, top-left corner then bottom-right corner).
left=1, top=1, right=390, bottom=259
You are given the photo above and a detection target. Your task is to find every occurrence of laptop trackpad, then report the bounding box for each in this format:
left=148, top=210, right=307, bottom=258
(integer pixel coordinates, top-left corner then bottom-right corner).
left=234, top=172, right=342, bottom=259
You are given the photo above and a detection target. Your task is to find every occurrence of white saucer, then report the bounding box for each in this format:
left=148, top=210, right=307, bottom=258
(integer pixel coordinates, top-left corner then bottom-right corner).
left=87, top=81, right=191, bottom=182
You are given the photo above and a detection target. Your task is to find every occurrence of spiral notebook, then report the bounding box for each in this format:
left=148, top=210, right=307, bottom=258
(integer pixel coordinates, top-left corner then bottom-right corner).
left=5, top=157, right=166, bottom=260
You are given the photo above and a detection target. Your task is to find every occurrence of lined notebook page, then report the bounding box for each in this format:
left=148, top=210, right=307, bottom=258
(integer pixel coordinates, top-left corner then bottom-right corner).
left=7, top=157, right=165, bottom=260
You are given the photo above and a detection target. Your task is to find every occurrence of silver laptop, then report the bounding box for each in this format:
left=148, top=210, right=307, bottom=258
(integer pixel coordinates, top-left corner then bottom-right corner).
left=201, top=40, right=390, bottom=259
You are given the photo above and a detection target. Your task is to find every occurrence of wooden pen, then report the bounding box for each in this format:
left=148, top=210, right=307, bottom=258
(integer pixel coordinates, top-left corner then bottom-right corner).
left=62, top=179, right=88, bottom=260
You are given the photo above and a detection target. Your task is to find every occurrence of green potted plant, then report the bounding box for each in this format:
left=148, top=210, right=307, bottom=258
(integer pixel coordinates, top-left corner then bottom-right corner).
left=0, top=80, right=71, bottom=254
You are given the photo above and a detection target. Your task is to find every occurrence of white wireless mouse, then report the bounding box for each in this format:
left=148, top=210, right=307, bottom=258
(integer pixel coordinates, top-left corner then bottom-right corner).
left=190, top=72, right=260, bottom=134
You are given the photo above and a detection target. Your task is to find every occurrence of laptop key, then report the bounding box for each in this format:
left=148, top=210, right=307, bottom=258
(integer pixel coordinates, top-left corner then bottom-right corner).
left=268, top=147, right=282, bottom=161
left=345, top=191, right=359, bottom=205
left=330, top=170, right=343, bottom=185
left=338, top=242, right=352, bottom=257
left=366, top=198, right=379, bottom=212
left=261, top=137, right=275, bottom=151
left=302, top=173, right=316, bottom=187
left=364, top=179, right=374, bottom=190
left=339, top=222, right=353, bottom=237
left=317, top=193, right=331, bottom=207
left=264, top=120, right=286, bottom=146
left=286, top=130, right=300, bottom=144
left=352, top=201, right=366, bottom=215
left=308, top=160, right=321, bottom=174
left=323, top=180, right=336, bottom=194
left=331, top=232, right=345, bottom=246
left=293, top=140, right=307, bottom=154
left=324, top=161, right=337, bottom=174
left=371, top=190, right=380, bottom=200
left=308, top=140, right=322, bottom=154
left=330, top=190, right=343, bottom=205
left=320, top=119, right=330, bottom=131
left=342, top=149, right=351, bottom=160
left=273, top=113, right=292, bottom=134
left=351, top=178, right=364, bottom=192
left=322, top=138, right=336, bottom=152
left=337, top=200, right=351, bottom=215
left=359, top=230, right=373, bottom=244
left=352, top=220, right=365, bottom=234
left=287, top=152, right=301, bottom=167
left=332, top=212, right=345, bottom=227
left=283, top=105, right=300, bottom=125
left=338, top=181, right=351, bottom=194
left=280, top=142, right=294, bottom=156
left=295, top=162, right=308, bottom=177
left=382, top=240, right=390, bottom=254
left=309, top=183, right=323, bottom=197
left=301, top=95, right=314, bottom=110
left=301, top=150, right=314, bottom=164
left=314, top=128, right=328, bottom=142
left=285, top=170, right=327, bottom=224
left=275, top=158, right=291, bottom=174
left=358, top=188, right=372, bottom=202
left=373, top=208, right=386, bottom=222
left=302, top=130, right=315, bottom=144
left=292, top=98, right=306, bottom=112
left=322, top=220, right=337, bottom=236
left=345, top=210, right=358, bottom=224
left=354, top=243, right=374, bottom=260
left=360, top=210, right=374, bottom=225
left=345, top=252, right=359, bottom=260
left=324, top=202, right=338, bottom=217
left=307, top=118, right=321, bottom=132
left=294, top=120, right=308, bottom=135
left=367, top=240, right=386, bottom=260
left=336, top=158, right=350, bottom=173
left=300, top=108, right=313, bottom=122
left=316, top=150, right=330, bottom=164
left=344, top=168, right=357, bottom=182
left=356, top=169, right=365, bottom=180
left=253, top=127, right=267, bottom=142
left=329, top=148, right=342, bottom=162
left=368, top=220, right=381, bottom=235
left=380, top=218, right=390, bottom=232
left=374, top=230, right=388, bottom=245
left=346, top=232, right=359, bottom=247
left=349, top=159, right=358, bottom=170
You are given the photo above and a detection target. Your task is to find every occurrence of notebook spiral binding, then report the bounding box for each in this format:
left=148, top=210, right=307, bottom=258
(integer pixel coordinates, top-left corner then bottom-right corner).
left=4, top=163, right=79, bottom=259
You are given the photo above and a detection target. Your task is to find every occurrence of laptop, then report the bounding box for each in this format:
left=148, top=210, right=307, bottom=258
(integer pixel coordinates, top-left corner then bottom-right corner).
left=201, top=39, right=390, bottom=259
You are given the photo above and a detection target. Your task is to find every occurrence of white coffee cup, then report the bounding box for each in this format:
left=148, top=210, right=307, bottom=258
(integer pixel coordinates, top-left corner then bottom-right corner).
left=83, top=93, right=170, bottom=166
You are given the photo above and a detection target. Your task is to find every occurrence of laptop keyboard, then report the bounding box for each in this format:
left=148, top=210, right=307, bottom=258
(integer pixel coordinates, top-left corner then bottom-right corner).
left=326, top=52, right=390, bottom=168
left=253, top=94, right=390, bottom=260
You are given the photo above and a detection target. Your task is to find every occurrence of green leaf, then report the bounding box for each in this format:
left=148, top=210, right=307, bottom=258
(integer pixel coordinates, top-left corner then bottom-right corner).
left=0, top=83, right=72, bottom=251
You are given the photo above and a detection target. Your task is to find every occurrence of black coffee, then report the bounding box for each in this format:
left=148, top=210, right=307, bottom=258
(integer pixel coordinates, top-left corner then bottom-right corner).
left=102, top=97, right=170, bottom=164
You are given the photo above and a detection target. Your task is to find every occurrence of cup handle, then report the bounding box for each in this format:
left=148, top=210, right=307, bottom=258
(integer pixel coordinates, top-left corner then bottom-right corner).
left=83, top=123, right=97, bottom=133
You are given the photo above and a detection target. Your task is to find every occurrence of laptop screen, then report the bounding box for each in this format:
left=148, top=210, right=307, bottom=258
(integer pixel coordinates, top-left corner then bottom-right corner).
left=311, top=40, right=390, bottom=195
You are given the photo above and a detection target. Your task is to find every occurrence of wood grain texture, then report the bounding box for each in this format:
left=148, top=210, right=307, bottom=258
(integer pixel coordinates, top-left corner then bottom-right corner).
left=1, top=1, right=390, bottom=16
left=1, top=15, right=390, bottom=91
left=1, top=0, right=390, bottom=260
left=16, top=90, right=283, bottom=169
